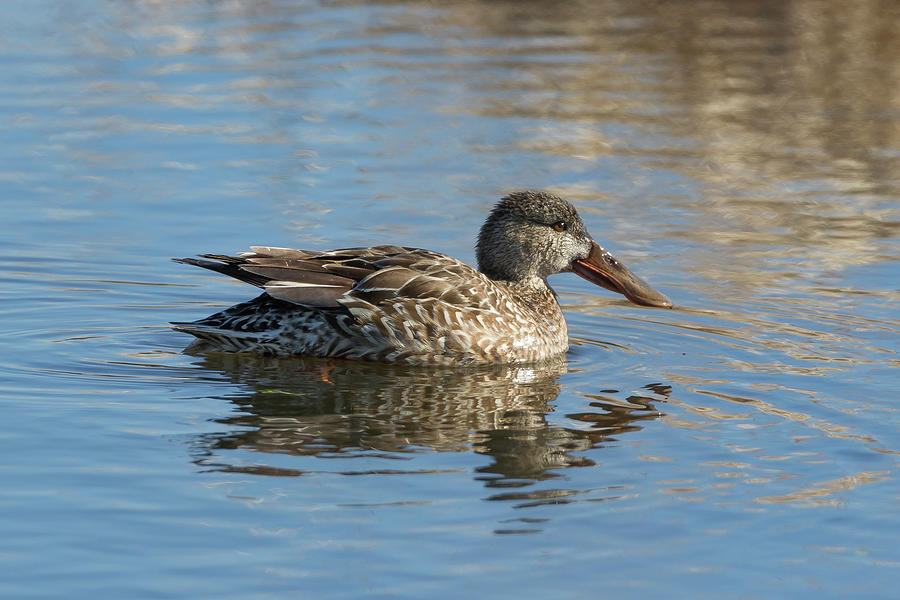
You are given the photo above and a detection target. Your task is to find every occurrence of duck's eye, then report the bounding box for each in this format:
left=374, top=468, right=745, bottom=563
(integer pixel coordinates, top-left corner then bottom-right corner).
left=552, top=221, right=567, bottom=232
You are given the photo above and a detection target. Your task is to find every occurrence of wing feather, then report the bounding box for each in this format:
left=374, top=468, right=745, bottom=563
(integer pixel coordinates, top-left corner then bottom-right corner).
left=264, top=281, right=348, bottom=307
left=176, top=245, right=500, bottom=313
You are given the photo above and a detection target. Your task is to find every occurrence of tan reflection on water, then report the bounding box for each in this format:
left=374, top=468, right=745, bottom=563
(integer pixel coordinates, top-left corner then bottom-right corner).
left=755, top=470, right=891, bottom=507
left=402, top=1, right=899, bottom=155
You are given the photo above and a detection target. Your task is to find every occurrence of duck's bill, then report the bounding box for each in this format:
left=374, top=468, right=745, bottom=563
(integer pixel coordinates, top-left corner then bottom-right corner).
left=572, top=241, right=673, bottom=308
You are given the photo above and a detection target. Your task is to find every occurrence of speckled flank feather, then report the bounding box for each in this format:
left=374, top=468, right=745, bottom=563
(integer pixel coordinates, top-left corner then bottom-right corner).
left=173, top=191, right=670, bottom=365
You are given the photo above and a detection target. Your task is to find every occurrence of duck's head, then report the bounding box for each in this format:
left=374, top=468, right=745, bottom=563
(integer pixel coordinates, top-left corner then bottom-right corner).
left=476, top=191, right=672, bottom=308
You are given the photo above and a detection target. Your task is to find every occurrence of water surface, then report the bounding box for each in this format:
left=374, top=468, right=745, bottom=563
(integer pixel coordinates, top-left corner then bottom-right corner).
left=1, top=1, right=899, bottom=598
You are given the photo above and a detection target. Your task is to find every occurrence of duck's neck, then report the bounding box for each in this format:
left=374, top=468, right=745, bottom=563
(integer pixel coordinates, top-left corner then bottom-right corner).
left=502, top=276, right=560, bottom=310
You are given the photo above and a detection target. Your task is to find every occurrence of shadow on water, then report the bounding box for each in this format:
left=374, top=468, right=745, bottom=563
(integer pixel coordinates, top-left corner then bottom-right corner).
left=186, top=352, right=665, bottom=490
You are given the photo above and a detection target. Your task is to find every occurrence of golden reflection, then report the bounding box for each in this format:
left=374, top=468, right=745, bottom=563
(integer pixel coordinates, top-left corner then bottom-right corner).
left=756, top=470, right=891, bottom=506
left=405, top=0, right=900, bottom=164
left=187, top=353, right=662, bottom=485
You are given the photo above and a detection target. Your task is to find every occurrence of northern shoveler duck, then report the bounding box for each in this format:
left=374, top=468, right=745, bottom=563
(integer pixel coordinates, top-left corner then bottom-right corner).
left=173, top=191, right=671, bottom=365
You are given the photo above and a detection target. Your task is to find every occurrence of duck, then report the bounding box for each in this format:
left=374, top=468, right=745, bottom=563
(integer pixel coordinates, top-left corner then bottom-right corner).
left=172, top=191, right=672, bottom=365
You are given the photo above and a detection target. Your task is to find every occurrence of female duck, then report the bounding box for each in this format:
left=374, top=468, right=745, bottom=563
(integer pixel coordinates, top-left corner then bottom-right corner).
left=173, top=191, right=671, bottom=365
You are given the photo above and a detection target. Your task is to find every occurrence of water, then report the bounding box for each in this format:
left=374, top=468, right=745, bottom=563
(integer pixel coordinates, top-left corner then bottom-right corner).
left=2, top=0, right=899, bottom=597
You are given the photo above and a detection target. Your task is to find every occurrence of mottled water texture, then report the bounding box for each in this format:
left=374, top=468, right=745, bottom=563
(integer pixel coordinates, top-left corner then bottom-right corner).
left=1, top=1, right=898, bottom=598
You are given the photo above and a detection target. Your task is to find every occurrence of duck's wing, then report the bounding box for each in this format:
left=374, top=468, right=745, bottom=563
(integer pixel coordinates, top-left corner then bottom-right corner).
left=174, top=244, right=496, bottom=310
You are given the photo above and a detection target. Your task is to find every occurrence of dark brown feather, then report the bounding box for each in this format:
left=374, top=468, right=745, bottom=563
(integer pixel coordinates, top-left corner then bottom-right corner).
left=171, top=257, right=270, bottom=287
left=241, top=265, right=354, bottom=287
left=247, top=246, right=317, bottom=259
left=321, top=264, right=377, bottom=279
left=354, top=267, right=418, bottom=292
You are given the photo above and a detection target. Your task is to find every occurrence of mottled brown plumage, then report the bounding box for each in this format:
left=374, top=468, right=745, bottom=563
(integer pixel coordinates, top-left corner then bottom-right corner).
left=173, top=191, right=671, bottom=365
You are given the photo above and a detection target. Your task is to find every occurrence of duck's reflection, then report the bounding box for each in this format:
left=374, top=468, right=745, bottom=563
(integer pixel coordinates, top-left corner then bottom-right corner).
left=190, top=353, right=663, bottom=486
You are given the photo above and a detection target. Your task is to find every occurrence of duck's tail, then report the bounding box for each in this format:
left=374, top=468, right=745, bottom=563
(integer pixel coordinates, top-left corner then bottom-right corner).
left=171, top=322, right=270, bottom=354
left=171, top=294, right=290, bottom=355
